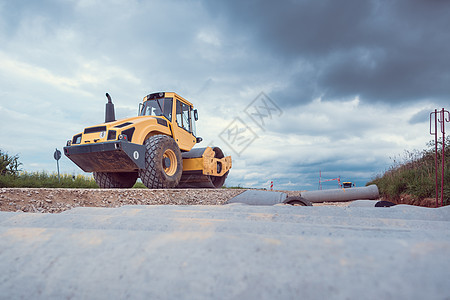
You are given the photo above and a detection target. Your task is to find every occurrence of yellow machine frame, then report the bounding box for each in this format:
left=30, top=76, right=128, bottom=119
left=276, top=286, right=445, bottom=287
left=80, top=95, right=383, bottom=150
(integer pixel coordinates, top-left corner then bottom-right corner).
left=65, top=92, right=232, bottom=185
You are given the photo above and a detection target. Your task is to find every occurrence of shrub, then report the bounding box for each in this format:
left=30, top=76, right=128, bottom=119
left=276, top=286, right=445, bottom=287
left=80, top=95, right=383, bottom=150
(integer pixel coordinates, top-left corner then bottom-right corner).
left=0, top=149, right=22, bottom=177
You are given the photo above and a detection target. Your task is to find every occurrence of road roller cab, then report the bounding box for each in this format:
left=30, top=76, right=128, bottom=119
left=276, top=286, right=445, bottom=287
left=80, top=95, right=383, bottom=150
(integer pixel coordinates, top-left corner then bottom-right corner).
left=64, top=92, right=232, bottom=189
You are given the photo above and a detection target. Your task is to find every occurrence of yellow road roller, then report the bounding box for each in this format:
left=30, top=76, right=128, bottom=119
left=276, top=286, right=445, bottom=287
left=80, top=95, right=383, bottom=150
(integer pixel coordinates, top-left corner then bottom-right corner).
left=64, top=92, right=232, bottom=189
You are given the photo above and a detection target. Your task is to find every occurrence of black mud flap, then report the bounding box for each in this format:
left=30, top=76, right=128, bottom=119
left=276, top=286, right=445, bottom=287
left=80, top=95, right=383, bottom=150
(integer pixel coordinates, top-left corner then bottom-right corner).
left=64, top=141, right=145, bottom=173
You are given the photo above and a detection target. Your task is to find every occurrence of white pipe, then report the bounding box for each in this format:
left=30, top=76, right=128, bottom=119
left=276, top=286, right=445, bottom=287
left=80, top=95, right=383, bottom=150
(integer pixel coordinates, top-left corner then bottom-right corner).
left=300, top=185, right=379, bottom=203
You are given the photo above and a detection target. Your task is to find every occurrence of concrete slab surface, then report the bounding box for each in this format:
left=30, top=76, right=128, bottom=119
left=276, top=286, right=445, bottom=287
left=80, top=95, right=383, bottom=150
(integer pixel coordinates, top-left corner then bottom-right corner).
left=1, top=204, right=449, bottom=299
left=226, top=190, right=287, bottom=205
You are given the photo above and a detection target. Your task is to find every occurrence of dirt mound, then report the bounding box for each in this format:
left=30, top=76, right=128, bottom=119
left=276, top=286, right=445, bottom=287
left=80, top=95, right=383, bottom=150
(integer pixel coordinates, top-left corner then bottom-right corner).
left=389, top=194, right=441, bottom=208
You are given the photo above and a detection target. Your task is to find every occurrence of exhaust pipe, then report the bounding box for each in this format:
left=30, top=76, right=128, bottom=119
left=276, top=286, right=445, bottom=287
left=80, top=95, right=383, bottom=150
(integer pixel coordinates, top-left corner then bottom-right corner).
left=105, top=93, right=116, bottom=123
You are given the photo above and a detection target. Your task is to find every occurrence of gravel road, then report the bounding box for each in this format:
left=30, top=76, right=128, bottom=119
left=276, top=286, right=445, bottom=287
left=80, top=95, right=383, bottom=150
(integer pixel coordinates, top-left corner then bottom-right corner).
left=0, top=188, right=352, bottom=213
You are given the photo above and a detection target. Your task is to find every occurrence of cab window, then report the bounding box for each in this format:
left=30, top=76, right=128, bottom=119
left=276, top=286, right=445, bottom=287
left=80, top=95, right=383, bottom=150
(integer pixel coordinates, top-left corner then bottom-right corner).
left=140, top=98, right=173, bottom=121
left=176, top=100, right=191, bottom=132
left=190, top=109, right=197, bottom=137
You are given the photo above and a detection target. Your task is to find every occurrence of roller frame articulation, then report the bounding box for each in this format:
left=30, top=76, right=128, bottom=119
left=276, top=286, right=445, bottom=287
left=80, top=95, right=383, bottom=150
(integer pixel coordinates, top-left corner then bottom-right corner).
left=178, top=147, right=232, bottom=188
left=182, top=147, right=232, bottom=177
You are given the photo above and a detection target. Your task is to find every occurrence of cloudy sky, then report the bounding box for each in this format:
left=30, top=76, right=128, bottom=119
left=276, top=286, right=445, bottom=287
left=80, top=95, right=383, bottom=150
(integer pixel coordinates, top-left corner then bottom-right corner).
left=1, top=0, right=449, bottom=191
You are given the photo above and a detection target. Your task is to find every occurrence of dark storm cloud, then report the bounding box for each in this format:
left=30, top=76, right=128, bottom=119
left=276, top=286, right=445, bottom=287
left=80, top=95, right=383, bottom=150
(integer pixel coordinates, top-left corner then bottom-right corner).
left=203, top=0, right=450, bottom=105
left=0, top=0, right=444, bottom=190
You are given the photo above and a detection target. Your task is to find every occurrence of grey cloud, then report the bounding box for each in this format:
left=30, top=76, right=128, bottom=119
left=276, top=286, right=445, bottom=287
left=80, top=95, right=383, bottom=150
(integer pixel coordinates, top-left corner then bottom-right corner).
left=319, top=44, right=450, bottom=104
left=204, top=0, right=374, bottom=58
left=203, top=0, right=450, bottom=105
left=409, top=108, right=433, bottom=125
left=1, top=0, right=446, bottom=191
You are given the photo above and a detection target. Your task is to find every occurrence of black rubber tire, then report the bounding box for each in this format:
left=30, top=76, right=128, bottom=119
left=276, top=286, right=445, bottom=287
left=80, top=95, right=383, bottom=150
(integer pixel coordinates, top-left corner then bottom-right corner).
left=375, top=200, right=396, bottom=207
left=138, top=135, right=183, bottom=189
left=93, top=172, right=138, bottom=188
left=211, top=171, right=229, bottom=188
left=283, top=196, right=313, bottom=206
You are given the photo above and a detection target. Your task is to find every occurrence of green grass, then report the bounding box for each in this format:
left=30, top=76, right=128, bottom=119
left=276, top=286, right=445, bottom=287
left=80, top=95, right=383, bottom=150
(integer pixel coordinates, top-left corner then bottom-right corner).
left=367, top=139, right=449, bottom=205
left=132, top=181, right=147, bottom=189
left=0, top=171, right=148, bottom=189
left=0, top=171, right=99, bottom=188
left=221, top=185, right=246, bottom=189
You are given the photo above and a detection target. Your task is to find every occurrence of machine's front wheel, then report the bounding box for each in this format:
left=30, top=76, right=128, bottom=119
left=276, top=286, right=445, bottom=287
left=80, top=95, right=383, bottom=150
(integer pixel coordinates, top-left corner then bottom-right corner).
left=139, top=135, right=183, bottom=188
left=93, top=171, right=138, bottom=188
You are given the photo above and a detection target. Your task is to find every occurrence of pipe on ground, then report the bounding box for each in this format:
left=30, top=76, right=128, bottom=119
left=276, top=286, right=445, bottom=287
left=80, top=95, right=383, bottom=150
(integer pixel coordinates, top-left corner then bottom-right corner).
left=227, top=190, right=313, bottom=206
left=300, top=185, right=379, bottom=203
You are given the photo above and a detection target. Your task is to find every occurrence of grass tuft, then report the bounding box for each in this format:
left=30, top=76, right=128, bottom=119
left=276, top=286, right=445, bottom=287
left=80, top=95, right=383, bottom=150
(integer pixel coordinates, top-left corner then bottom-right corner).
left=367, top=138, right=449, bottom=205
